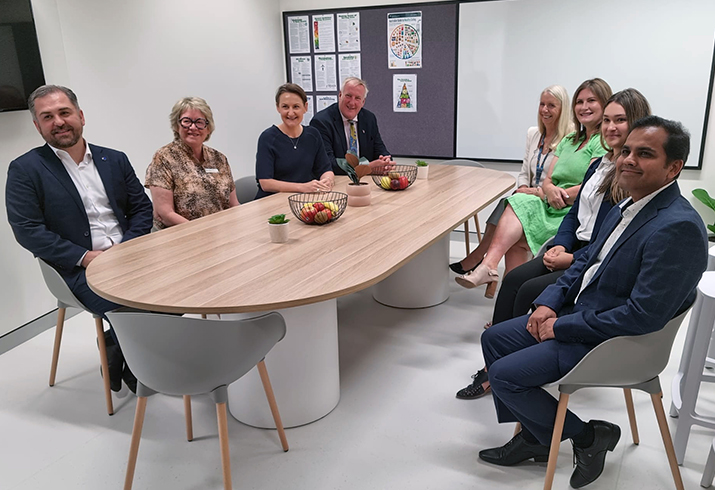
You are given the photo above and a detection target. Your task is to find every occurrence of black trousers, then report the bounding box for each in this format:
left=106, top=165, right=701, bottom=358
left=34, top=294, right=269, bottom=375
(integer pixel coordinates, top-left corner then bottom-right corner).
left=491, top=256, right=566, bottom=325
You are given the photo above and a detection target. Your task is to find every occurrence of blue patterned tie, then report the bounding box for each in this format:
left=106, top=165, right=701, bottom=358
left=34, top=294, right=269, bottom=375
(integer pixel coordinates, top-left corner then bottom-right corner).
left=348, top=120, right=358, bottom=155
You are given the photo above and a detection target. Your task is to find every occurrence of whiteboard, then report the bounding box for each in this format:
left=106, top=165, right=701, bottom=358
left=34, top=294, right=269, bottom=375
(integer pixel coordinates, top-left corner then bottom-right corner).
left=456, top=0, right=715, bottom=168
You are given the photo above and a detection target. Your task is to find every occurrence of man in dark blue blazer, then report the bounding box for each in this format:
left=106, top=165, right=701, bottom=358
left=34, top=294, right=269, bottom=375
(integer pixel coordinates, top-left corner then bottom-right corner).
left=309, top=77, right=392, bottom=175
left=478, top=116, right=708, bottom=488
left=6, top=85, right=152, bottom=392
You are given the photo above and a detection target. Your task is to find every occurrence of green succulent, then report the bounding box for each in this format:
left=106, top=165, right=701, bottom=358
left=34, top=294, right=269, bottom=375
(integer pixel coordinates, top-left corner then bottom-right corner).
left=268, top=214, right=289, bottom=224
left=415, top=160, right=428, bottom=167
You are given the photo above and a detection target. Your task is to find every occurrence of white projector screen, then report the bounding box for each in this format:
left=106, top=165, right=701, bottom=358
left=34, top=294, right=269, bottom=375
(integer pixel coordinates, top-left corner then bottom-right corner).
left=457, top=0, right=715, bottom=169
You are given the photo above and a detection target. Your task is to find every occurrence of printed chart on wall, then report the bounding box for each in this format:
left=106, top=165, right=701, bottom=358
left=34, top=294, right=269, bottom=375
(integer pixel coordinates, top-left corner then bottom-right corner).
left=387, top=12, right=422, bottom=69
left=312, top=14, right=335, bottom=53
left=393, top=75, right=416, bottom=112
left=339, top=54, right=361, bottom=83
left=304, top=95, right=315, bottom=125
left=287, top=16, right=310, bottom=54
left=337, top=12, right=360, bottom=52
left=290, top=56, right=313, bottom=92
left=316, top=95, right=338, bottom=112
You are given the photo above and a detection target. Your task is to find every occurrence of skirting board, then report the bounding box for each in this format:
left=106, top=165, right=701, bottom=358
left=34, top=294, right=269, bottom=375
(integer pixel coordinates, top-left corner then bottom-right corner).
left=0, top=308, right=81, bottom=356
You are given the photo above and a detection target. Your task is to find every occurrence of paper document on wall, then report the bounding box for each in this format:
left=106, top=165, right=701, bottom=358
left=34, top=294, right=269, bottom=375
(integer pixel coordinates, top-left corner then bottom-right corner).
left=337, top=12, right=360, bottom=52
left=387, top=11, right=422, bottom=69
left=291, top=56, right=313, bottom=92
left=303, top=96, right=314, bottom=125
left=315, top=55, right=337, bottom=91
left=312, top=14, right=335, bottom=53
left=288, top=16, right=310, bottom=54
left=393, top=74, right=416, bottom=112
left=339, top=54, right=361, bottom=84
left=316, top=95, right=338, bottom=113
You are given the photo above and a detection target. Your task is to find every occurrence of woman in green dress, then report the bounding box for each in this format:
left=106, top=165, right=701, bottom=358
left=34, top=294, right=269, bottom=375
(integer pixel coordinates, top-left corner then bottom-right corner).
left=456, top=78, right=612, bottom=297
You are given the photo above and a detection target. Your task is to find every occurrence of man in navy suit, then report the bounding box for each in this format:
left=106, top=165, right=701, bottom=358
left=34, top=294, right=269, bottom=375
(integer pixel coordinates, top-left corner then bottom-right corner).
left=478, top=116, right=708, bottom=488
left=6, top=85, right=153, bottom=393
left=310, top=77, right=392, bottom=175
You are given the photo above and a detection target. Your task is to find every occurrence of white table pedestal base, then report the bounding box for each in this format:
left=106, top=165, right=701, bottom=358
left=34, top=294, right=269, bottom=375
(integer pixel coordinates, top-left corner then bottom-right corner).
left=373, top=235, right=450, bottom=308
left=226, top=299, right=339, bottom=428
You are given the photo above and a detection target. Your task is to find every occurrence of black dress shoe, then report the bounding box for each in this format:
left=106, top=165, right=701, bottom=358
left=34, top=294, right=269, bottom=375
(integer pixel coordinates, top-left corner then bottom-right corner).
left=456, top=368, right=491, bottom=399
left=122, top=365, right=137, bottom=394
left=479, top=432, right=550, bottom=466
left=449, top=261, right=478, bottom=275
left=570, top=420, right=621, bottom=488
left=98, top=331, right=124, bottom=392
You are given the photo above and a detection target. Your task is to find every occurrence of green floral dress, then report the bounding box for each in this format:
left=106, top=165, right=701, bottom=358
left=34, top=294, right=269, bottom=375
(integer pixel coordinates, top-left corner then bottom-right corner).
left=506, top=132, right=607, bottom=254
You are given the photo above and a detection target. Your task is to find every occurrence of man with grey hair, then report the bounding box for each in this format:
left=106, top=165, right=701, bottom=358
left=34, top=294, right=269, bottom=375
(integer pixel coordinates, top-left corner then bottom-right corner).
left=310, top=77, right=392, bottom=175
left=6, top=84, right=153, bottom=394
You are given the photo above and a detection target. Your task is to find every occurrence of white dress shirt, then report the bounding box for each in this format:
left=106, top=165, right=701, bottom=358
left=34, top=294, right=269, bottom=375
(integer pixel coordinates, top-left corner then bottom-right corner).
left=575, top=180, right=676, bottom=301
left=575, top=155, right=614, bottom=241
left=50, top=142, right=123, bottom=261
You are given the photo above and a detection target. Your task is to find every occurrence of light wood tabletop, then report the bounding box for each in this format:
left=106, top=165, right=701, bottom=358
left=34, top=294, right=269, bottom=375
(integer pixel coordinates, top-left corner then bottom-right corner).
left=86, top=164, right=514, bottom=314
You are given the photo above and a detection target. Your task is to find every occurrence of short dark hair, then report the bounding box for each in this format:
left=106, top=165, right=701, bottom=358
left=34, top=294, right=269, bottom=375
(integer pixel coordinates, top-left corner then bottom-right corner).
left=275, top=83, right=307, bottom=105
left=28, top=85, right=80, bottom=122
left=631, top=115, right=690, bottom=165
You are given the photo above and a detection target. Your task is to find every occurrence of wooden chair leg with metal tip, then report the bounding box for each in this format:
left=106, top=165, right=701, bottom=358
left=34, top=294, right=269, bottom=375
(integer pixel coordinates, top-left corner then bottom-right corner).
left=257, top=360, right=289, bottom=451
left=623, top=388, right=640, bottom=444
left=124, top=396, right=148, bottom=490
left=216, top=401, right=233, bottom=490
left=463, top=220, right=471, bottom=256
left=543, top=393, right=569, bottom=490
left=94, top=318, right=114, bottom=415
left=651, top=391, right=685, bottom=490
left=48, top=307, right=66, bottom=387
left=474, top=214, right=482, bottom=244
left=184, top=395, right=193, bottom=442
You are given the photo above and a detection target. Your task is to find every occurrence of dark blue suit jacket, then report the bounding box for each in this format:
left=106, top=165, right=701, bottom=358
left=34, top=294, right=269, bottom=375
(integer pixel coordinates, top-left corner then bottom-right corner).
left=5, top=143, right=153, bottom=282
left=309, top=103, right=389, bottom=175
left=536, top=182, right=707, bottom=345
left=551, top=157, right=614, bottom=261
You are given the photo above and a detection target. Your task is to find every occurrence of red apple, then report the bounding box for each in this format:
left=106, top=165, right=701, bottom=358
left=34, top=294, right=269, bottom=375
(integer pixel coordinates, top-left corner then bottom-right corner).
left=390, top=179, right=400, bottom=190
left=398, top=175, right=409, bottom=189
left=313, top=202, right=325, bottom=211
left=300, top=205, right=317, bottom=223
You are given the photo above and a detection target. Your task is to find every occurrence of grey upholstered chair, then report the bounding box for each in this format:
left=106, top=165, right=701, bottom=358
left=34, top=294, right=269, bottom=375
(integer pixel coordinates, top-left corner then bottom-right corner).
left=38, top=259, right=114, bottom=415
left=442, top=160, right=485, bottom=255
left=106, top=310, right=289, bottom=490
left=234, top=175, right=258, bottom=204
left=542, top=310, right=690, bottom=490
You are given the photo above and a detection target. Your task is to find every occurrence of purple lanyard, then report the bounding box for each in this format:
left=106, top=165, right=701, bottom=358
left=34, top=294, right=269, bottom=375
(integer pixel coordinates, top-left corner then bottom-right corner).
left=534, top=134, right=551, bottom=187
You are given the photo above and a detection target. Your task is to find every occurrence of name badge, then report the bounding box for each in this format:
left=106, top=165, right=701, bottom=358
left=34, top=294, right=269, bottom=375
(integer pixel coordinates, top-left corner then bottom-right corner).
left=205, top=168, right=219, bottom=174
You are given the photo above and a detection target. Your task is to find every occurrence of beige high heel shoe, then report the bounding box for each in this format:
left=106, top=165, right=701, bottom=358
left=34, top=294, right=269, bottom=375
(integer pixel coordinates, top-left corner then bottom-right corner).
left=455, top=265, right=499, bottom=298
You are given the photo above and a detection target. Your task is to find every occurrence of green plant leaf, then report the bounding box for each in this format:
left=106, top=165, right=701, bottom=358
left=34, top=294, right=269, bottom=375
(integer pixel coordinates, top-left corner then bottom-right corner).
left=693, top=189, right=715, bottom=211
left=268, top=214, right=289, bottom=224
left=708, top=223, right=715, bottom=234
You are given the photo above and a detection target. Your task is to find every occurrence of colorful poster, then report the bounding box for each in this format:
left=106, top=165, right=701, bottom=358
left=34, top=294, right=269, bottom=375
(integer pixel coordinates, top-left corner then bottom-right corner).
left=287, top=16, right=310, bottom=54
left=312, top=14, right=335, bottom=53
left=303, top=95, right=314, bottom=125
left=314, top=54, right=337, bottom=91
left=387, top=11, right=422, bottom=69
left=337, top=12, right=360, bottom=52
left=338, top=53, right=361, bottom=84
left=316, top=95, right=338, bottom=113
left=393, top=74, right=417, bottom=112
left=290, top=56, right=313, bottom=92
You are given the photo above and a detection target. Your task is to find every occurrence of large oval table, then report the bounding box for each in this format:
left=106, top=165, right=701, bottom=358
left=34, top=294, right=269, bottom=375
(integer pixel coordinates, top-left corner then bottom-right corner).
left=87, top=164, right=514, bottom=426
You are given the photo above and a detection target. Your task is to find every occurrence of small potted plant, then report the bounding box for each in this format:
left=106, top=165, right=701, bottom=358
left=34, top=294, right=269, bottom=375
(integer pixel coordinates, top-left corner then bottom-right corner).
left=416, top=159, right=429, bottom=179
left=693, top=188, right=715, bottom=241
left=268, top=214, right=290, bottom=243
left=343, top=153, right=372, bottom=207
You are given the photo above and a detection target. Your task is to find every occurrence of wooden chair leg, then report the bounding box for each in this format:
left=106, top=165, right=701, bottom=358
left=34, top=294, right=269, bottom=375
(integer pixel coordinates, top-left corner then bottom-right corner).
left=464, top=220, right=471, bottom=255
left=124, top=396, right=148, bottom=490
left=49, top=307, right=66, bottom=386
left=184, top=395, right=193, bottom=442
left=474, top=215, right=482, bottom=244
left=513, top=422, right=522, bottom=437
left=544, top=393, right=569, bottom=490
left=201, top=314, right=207, bottom=319
left=257, top=360, right=289, bottom=452
left=623, top=388, right=640, bottom=445
left=216, top=402, right=233, bottom=490
left=651, top=391, right=685, bottom=490
left=95, top=318, right=114, bottom=416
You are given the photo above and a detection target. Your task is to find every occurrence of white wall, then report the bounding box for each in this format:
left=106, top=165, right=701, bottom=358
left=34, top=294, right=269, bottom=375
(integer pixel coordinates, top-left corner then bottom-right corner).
left=0, top=0, right=285, bottom=335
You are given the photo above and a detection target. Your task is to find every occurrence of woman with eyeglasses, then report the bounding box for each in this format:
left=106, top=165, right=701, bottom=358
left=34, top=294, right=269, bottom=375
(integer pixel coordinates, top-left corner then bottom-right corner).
left=145, top=96, right=239, bottom=230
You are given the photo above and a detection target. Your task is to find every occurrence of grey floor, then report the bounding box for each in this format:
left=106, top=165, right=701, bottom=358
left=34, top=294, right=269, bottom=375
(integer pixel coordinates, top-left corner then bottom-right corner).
left=2, top=241, right=715, bottom=490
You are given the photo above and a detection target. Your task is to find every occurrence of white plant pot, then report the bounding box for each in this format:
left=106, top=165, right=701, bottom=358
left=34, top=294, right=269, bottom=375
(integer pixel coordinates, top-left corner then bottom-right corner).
left=416, top=165, right=429, bottom=179
left=269, top=222, right=289, bottom=243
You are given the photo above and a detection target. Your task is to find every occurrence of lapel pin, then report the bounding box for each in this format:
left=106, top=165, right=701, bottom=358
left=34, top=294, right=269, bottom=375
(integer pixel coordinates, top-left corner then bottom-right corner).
left=362, top=129, right=365, bottom=133
left=101, top=156, right=107, bottom=161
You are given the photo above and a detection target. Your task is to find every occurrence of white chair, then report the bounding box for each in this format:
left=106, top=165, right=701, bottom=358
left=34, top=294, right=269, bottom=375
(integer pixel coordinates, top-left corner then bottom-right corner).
left=234, top=175, right=257, bottom=204
left=542, top=310, right=690, bottom=490
left=443, top=159, right=485, bottom=255
left=106, top=310, right=289, bottom=490
left=38, top=259, right=114, bottom=415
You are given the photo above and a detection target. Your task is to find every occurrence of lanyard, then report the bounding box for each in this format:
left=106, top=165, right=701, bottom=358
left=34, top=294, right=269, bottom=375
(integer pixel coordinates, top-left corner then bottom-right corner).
left=534, top=134, right=551, bottom=187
